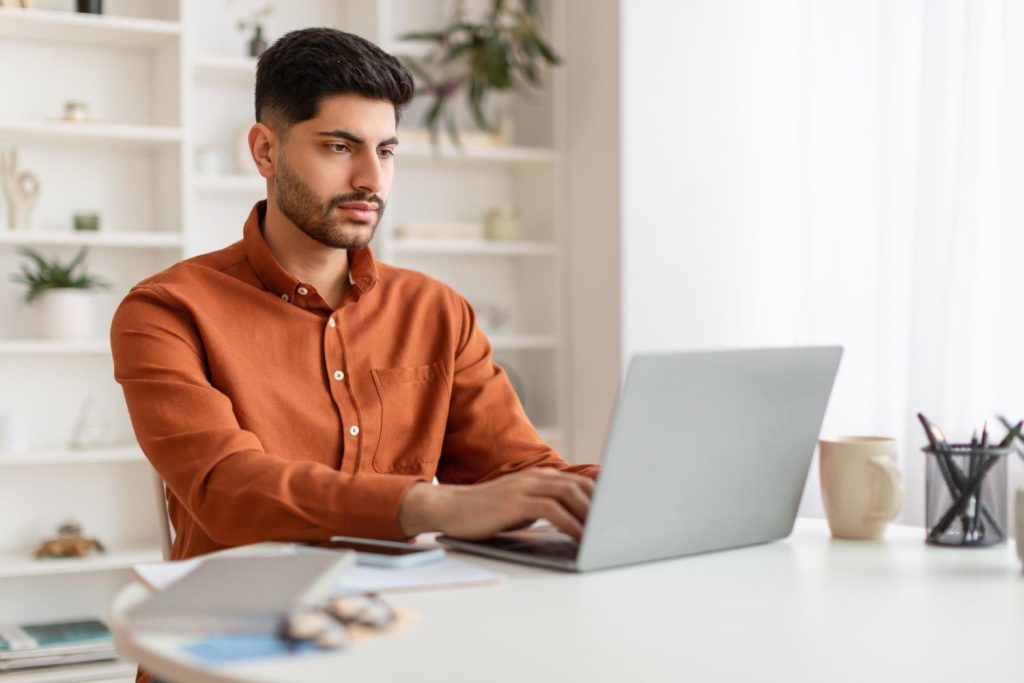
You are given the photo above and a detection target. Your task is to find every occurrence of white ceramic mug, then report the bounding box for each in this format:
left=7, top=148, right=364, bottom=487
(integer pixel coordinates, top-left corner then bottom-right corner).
left=0, top=410, right=29, bottom=454
left=819, top=436, right=904, bottom=540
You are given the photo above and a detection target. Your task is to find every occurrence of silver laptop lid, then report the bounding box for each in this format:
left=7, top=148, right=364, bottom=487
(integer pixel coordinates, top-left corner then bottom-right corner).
left=577, top=346, right=842, bottom=572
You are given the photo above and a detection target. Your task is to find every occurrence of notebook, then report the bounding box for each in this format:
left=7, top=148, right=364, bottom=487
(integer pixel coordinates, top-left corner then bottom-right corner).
left=124, top=552, right=354, bottom=634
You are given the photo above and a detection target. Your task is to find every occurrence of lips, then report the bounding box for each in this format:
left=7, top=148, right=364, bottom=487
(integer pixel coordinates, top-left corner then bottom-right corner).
left=337, top=202, right=379, bottom=221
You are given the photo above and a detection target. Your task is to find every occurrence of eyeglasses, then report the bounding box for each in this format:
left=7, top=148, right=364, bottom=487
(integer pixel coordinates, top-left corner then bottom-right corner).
left=279, top=593, right=396, bottom=651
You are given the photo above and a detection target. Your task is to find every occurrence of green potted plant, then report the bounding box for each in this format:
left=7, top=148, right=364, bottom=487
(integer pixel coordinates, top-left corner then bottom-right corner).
left=11, top=247, right=109, bottom=340
left=400, top=0, right=562, bottom=146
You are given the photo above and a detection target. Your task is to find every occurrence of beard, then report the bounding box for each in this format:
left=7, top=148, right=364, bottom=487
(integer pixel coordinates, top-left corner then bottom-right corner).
left=274, top=153, right=385, bottom=250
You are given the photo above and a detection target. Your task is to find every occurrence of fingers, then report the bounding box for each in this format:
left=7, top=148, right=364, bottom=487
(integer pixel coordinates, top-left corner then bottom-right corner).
left=527, top=498, right=584, bottom=540
left=527, top=476, right=592, bottom=524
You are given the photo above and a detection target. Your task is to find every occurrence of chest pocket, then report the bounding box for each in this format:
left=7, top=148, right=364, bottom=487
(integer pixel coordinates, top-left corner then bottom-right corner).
left=371, top=360, right=450, bottom=473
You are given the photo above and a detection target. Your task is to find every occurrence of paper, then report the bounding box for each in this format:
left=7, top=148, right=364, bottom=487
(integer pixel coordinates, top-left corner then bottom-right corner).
left=133, top=550, right=501, bottom=595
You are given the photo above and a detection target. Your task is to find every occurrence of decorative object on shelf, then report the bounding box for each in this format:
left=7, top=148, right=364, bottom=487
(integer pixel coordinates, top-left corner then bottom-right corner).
left=484, top=205, right=520, bottom=241
left=34, top=520, right=106, bottom=559
left=818, top=436, right=903, bottom=540
left=0, top=409, right=29, bottom=455
left=195, top=144, right=226, bottom=175
left=393, top=221, right=484, bottom=241
left=0, top=147, right=41, bottom=232
left=62, top=100, right=91, bottom=123
left=917, top=413, right=1022, bottom=547
left=495, top=357, right=526, bottom=407
left=72, top=211, right=100, bottom=232
left=69, top=397, right=112, bottom=450
left=234, top=2, right=273, bottom=57
left=474, top=302, right=510, bottom=335
left=400, top=0, right=562, bottom=146
left=75, top=0, right=102, bottom=14
left=11, top=247, right=109, bottom=340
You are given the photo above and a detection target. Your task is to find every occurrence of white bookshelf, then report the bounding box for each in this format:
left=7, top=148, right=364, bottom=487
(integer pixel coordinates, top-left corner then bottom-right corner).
left=390, top=238, right=558, bottom=256
left=0, top=546, right=160, bottom=579
left=0, top=659, right=138, bottom=683
left=0, top=6, right=570, bottom=680
left=0, top=6, right=179, bottom=48
left=0, top=445, right=145, bottom=466
left=0, top=232, right=183, bottom=249
left=0, top=120, right=182, bottom=148
left=0, top=340, right=111, bottom=355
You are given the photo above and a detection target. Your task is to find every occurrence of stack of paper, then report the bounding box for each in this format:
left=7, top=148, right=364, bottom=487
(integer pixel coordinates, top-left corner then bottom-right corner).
left=0, top=619, right=118, bottom=672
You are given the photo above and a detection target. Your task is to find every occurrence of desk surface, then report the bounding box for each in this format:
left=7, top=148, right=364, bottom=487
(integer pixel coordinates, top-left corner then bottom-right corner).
left=111, top=519, right=1024, bottom=683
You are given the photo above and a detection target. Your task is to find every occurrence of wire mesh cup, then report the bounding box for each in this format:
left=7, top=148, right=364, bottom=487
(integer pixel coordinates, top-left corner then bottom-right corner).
left=924, top=444, right=1010, bottom=547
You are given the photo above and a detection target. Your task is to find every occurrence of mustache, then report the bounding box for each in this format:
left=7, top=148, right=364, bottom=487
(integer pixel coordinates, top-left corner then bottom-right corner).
left=327, top=192, right=384, bottom=212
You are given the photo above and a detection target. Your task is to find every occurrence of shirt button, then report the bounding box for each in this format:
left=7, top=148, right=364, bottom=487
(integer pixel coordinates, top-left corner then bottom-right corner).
left=333, top=370, right=345, bottom=381
left=328, top=318, right=336, bottom=328
left=280, top=294, right=289, bottom=302
left=297, top=286, right=309, bottom=296
left=349, top=425, right=360, bottom=437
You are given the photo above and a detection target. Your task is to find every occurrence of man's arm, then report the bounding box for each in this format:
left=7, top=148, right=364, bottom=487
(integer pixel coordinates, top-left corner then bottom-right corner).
left=110, top=285, right=427, bottom=547
left=399, top=292, right=601, bottom=540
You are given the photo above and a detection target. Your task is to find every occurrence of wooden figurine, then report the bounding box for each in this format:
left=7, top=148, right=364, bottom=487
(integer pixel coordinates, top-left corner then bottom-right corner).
left=0, top=147, right=41, bottom=231
left=34, top=520, right=106, bottom=559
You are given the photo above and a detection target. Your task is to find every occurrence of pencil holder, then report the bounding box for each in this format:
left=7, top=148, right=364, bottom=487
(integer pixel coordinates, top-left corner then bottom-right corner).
left=924, top=444, right=1010, bottom=547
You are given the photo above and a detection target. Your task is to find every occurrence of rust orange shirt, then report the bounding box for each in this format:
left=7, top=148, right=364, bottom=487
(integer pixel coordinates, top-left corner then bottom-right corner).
left=110, top=201, right=596, bottom=562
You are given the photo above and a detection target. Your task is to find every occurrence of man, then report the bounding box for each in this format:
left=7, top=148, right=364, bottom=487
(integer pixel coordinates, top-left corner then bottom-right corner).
left=110, top=28, right=598, bottom=565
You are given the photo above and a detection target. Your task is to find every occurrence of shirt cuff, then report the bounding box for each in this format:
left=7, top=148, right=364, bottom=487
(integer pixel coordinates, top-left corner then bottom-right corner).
left=338, top=473, right=429, bottom=541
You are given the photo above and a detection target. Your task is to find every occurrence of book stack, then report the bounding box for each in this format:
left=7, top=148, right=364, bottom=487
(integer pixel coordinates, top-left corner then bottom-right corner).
left=0, top=619, right=118, bottom=672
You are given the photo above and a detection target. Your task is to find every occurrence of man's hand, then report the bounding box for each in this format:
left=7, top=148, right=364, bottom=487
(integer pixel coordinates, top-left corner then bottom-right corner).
left=398, top=468, right=595, bottom=540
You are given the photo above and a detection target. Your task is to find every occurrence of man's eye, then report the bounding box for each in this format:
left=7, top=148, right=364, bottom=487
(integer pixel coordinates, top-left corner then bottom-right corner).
left=379, top=148, right=395, bottom=159
left=327, top=143, right=350, bottom=153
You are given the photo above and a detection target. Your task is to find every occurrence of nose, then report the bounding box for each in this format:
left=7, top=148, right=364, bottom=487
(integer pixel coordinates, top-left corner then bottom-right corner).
left=350, top=148, right=385, bottom=196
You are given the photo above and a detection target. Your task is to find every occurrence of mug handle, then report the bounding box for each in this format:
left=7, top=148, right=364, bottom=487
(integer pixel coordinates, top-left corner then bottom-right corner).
left=865, top=455, right=903, bottom=521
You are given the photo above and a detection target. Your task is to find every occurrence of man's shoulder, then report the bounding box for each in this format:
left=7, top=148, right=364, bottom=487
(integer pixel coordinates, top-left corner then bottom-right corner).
left=376, top=260, right=461, bottom=304
left=130, top=240, right=249, bottom=297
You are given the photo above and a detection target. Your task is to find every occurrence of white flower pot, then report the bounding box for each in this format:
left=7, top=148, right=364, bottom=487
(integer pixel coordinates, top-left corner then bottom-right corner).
left=35, top=288, right=95, bottom=340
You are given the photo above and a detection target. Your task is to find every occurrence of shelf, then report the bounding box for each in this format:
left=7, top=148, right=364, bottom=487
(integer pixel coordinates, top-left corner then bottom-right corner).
left=384, top=40, right=434, bottom=59
left=0, top=232, right=183, bottom=250
left=390, top=239, right=557, bottom=256
left=0, top=658, right=138, bottom=683
left=0, top=446, right=145, bottom=467
left=490, top=334, right=560, bottom=350
left=191, top=54, right=258, bottom=82
left=193, top=173, right=264, bottom=193
left=0, top=7, right=180, bottom=49
left=0, top=340, right=110, bottom=356
left=0, top=546, right=161, bottom=579
left=399, top=143, right=557, bottom=164
left=0, top=120, right=182, bottom=150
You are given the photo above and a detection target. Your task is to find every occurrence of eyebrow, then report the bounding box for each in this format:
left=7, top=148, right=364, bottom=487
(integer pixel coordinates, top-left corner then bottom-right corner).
left=315, top=129, right=399, bottom=147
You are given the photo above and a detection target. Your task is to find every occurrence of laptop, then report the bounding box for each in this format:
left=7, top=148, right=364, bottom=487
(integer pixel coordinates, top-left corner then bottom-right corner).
left=437, top=346, right=843, bottom=572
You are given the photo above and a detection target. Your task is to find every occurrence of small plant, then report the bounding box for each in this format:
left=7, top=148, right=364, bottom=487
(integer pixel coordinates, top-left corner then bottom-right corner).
left=11, top=247, right=109, bottom=303
left=401, top=0, right=562, bottom=145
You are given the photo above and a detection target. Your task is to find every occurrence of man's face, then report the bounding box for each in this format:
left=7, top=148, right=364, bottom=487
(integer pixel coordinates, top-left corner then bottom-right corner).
left=272, top=93, right=397, bottom=250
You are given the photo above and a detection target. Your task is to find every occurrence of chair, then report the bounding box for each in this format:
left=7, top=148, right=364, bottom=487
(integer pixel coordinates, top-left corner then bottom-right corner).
left=150, top=467, right=174, bottom=561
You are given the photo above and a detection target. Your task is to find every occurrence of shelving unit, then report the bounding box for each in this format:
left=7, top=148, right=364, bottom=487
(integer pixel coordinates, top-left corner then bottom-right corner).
left=0, top=2, right=569, bottom=680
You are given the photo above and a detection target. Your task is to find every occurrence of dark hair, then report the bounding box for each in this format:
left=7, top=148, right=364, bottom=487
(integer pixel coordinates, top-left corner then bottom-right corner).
left=255, top=28, right=415, bottom=132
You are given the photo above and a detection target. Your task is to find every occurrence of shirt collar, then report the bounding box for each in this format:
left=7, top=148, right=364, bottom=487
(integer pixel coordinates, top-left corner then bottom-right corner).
left=242, top=201, right=380, bottom=306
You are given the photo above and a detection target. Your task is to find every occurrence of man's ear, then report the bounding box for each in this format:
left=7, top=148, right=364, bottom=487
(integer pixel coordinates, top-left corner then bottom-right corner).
left=248, top=122, right=278, bottom=180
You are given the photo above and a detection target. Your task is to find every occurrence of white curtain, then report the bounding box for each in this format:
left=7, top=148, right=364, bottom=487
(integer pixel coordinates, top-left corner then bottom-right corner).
left=796, top=0, right=1023, bottom=525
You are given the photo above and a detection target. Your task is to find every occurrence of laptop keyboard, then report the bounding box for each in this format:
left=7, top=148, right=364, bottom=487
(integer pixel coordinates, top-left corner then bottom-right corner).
left=474, top=537, right=580, bottom=560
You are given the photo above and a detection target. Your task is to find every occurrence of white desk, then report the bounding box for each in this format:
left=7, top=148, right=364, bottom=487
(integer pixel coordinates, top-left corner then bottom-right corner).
left=111, top=519, right=1024, bottom=683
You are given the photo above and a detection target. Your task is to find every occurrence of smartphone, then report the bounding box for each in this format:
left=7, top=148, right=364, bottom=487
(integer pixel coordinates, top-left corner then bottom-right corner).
left=315, top=536, right=446, bottom=568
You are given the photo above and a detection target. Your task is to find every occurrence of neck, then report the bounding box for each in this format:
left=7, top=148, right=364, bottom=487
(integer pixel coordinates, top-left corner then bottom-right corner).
left=261, top=199, right=350, bottom=308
